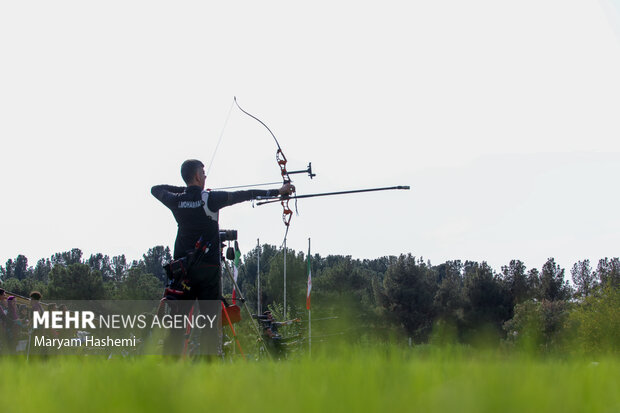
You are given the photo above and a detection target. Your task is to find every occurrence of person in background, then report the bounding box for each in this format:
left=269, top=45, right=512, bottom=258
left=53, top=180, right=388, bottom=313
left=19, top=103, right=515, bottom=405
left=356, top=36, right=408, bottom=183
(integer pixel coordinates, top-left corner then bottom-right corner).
left=29, top=291, right=44, bottom=331
left=4, top=296, right=20, bottom=353
left=0, top=289, right=8, bottom=354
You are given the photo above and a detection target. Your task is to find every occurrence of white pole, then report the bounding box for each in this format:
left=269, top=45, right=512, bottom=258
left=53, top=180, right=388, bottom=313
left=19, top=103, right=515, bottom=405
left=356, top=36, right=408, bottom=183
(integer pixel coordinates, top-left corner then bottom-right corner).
left=309, top=308, right=311, bottom=357
left=308, top=237, right=311, bottom=357
left=283, top=238, right=287, bottom=320
left=220, top=256, right=224, bottom=298
left=257, top=238, right=261, bottom=315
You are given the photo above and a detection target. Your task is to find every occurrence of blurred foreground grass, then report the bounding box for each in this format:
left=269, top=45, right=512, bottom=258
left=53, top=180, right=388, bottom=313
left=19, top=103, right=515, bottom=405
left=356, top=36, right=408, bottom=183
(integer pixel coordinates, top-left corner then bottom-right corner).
left=0, top=347, right=618, bottom=413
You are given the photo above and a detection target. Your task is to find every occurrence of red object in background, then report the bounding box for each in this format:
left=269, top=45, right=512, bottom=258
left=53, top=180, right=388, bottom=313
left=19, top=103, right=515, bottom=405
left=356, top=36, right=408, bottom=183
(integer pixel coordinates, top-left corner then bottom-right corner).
left=222, top=304, right=241, bottom=324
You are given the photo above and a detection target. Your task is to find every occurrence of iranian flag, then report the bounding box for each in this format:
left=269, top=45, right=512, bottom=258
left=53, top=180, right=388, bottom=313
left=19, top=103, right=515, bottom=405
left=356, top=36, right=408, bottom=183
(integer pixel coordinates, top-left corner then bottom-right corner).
left=232, top=241, right=241, bottom=305
left=306, top=245, right=312, bottom=310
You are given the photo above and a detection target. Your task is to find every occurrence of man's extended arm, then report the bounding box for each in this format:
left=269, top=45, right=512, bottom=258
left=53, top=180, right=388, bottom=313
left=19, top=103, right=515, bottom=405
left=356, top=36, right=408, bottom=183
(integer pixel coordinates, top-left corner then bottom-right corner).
left=207, top=189, right=280, bottom=211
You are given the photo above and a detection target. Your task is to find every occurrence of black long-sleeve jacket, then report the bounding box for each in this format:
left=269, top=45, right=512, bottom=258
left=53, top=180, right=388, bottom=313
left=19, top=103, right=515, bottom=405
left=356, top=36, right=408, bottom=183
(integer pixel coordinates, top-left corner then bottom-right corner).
left=151, top=185, right=279, bottom=264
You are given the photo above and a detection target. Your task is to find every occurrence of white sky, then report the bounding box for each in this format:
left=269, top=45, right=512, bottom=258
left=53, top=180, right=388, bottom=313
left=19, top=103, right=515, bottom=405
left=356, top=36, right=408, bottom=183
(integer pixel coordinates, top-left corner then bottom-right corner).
left=1, top=0, right=619, bottom=273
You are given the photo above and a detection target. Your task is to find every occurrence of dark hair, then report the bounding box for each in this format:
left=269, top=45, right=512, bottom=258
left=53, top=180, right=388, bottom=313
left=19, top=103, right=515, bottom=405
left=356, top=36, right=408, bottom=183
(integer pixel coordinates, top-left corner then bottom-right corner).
left=181, top=159, right=204, bottom=184
left=0, top=288, right=5, bottom=296
left=30, top=291, right=42, bottom=300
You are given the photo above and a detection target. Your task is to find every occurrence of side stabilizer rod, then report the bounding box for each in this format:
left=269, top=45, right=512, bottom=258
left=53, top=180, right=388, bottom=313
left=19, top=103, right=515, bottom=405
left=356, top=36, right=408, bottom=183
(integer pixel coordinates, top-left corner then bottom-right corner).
left=287, top=162, right=316, bottom=179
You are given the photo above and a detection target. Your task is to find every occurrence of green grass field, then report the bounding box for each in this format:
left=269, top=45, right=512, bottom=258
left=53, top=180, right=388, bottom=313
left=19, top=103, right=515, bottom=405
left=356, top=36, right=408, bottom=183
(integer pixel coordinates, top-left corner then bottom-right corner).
left=1, top=347, right=618, bottom=413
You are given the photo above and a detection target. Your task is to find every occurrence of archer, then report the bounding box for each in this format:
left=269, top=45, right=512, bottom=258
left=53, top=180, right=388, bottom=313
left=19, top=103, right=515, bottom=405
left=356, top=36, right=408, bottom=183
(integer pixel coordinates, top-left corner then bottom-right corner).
left=151, top=159, right=294, bottom=355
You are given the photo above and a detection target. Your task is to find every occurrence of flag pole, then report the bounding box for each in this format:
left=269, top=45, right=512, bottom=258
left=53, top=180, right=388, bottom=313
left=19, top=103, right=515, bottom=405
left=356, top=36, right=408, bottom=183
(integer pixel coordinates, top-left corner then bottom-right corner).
left=257, top=238, right=261, bottom=315
left=232, top=241, right=241, bottom=305
left=283, top=238, right=287, bottom=320
left=307, top=237, right=312, bottom=358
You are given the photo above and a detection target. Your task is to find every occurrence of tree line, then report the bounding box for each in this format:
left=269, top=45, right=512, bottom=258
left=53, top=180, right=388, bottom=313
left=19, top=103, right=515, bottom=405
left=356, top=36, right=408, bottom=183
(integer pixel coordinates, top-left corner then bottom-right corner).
left=0, top=247, right=171, bottom=300
left=236, top=250, right=617, bottom=354
left=1, top=247, right=618, bottom=354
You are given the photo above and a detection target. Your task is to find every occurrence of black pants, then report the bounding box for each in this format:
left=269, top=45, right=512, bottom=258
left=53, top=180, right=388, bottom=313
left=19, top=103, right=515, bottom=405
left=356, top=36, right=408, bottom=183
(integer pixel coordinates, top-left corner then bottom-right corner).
left=163, top=262, right=221, bottom=356
left=185, top=262, right=221, bottom=300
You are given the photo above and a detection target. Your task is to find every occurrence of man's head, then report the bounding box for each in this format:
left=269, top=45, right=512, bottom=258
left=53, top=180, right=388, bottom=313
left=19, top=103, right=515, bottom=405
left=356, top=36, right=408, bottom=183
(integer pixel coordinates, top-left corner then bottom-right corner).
left=181, top=159, right=206, bottom=189
left=30, top=291, right=42, bottom=301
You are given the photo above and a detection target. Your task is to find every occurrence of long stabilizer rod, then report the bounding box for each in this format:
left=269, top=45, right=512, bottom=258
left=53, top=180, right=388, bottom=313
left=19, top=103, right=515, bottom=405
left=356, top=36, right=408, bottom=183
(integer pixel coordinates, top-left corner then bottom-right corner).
left=255, top=185, right=410, bottom=206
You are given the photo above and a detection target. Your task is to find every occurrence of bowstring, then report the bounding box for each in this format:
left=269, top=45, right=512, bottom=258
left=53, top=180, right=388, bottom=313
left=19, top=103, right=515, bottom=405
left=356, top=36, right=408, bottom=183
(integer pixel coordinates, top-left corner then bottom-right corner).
left=206, top=98, right=235, bottom=177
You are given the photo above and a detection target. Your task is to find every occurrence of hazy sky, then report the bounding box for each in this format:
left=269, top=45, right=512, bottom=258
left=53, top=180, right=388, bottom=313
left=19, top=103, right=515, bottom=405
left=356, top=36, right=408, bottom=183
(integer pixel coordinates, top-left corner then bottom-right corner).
left=1, top=0, right=619, bottom=274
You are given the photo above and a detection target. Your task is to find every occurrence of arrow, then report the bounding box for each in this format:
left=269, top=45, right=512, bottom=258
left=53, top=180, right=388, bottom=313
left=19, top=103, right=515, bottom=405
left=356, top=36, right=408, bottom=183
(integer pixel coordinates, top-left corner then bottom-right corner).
left=209, top=181, right=283, bottom=191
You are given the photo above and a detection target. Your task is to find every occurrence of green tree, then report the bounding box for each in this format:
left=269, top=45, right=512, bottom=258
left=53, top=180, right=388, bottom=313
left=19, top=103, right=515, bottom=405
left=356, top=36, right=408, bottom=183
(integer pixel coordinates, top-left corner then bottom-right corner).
left=538, top=258, right=571, bottom=301
left=33, top=258, right=52, bottom=283
left=111, top=255, right=128, bottom=281
left=526, top=268, right=540, bottom=297
left=568, top=285, right=619, bottom=355
left=502, top=259, right=532, bottom=305
left=14, top=255, right=31, bottom=280
left=1, top=255, right=33, bottom=281
left=433, top=261, right=465, bottom=328
left=87, top=253, right=114, bottom=279
left=0, top=278, right=29, bottom=297
left=503, top=299, right=570, bottom=353
left=47, top=263, right=105, bottom=300
left=264, top=248, right=306, bottom=313
left=142, top=246, right=171, bottom=283
left=462, top=261, right=512, bottom=340
left=117, top=268, right=163, bottom=300
left=361, top=256, right=395, bottom=275
left=595, top=257, right=620, bottom=289
left=314, top=257, right=378, bottom=326
left=237, top=244, right=279, bottom=309
left=571, top=259, right=597, bottom=299
left=379, top=255, right=437, bottom=342
left=0, top=258, right=14, bottom=280
left=51, top=248, right=83, bottom=266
